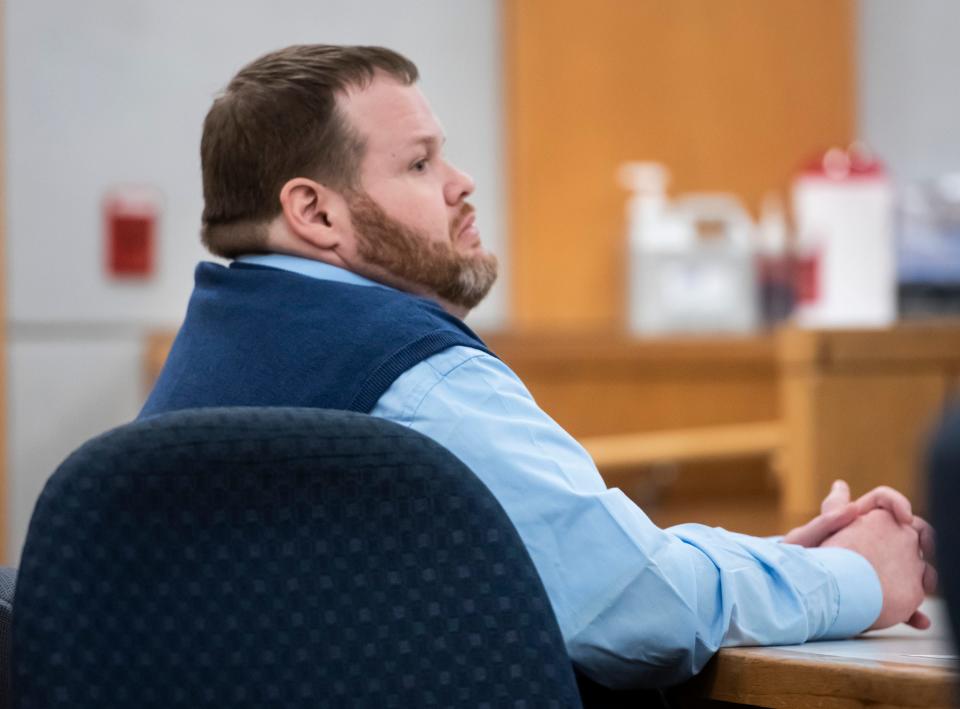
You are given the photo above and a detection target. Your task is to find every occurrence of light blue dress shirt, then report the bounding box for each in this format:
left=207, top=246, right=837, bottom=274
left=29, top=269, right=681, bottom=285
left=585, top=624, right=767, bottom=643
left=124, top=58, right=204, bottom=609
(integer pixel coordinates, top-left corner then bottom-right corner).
left=238, top=253, right=883, bottom=689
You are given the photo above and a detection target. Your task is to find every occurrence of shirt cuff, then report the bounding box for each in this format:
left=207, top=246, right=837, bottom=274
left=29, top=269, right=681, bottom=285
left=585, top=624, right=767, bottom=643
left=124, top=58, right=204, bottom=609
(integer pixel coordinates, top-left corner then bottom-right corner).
left=806, top=546, right=882, bottom=639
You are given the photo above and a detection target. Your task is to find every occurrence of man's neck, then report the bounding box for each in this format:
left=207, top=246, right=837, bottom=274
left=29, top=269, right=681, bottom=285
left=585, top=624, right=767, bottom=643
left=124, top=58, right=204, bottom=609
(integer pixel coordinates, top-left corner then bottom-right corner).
left=233, top=252, right=469, bottom=319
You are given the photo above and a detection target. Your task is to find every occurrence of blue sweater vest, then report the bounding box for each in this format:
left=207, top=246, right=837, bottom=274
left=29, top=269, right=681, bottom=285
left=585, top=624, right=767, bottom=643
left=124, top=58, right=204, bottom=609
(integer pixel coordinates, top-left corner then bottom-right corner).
left=140, top=262, right=494, bottom=418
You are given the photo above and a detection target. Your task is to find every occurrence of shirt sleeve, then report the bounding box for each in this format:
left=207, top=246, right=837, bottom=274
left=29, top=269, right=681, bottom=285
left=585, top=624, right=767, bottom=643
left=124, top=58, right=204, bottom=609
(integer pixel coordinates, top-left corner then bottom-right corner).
left=370, top=347, right=882, bottom=689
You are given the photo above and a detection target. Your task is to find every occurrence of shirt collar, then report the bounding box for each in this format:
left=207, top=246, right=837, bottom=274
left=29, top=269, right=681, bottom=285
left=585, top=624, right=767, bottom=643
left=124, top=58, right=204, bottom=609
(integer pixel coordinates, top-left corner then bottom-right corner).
left=234, top=253, right=393, bottom=291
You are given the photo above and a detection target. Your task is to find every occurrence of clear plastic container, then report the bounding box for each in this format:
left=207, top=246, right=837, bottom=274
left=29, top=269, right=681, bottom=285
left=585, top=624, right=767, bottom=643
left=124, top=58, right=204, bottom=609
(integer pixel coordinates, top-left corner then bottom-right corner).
left=623, top=179, right=758, bottom=335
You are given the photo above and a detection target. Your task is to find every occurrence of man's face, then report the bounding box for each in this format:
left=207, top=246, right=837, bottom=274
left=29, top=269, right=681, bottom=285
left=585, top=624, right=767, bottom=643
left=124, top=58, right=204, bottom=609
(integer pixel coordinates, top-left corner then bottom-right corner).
left=336, top=74, right=497, bottom=311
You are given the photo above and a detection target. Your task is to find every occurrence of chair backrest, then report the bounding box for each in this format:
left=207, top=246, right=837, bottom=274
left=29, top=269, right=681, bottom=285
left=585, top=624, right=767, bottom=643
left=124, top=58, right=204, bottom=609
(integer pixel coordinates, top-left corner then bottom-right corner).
left=11, top=407, right=581, bottom=708
left=0, top=567, right=15, bottom=709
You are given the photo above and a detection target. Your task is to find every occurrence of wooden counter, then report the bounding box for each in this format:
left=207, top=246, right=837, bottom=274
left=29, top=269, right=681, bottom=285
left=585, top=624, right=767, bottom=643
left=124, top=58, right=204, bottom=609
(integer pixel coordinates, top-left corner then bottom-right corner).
left=778, top=325, right=960, bottom=526
left=483, top=331, right=777, bottom=438
left=145, top=330, right=780, bottom=439
left=145, top=323, right=960, bottom=532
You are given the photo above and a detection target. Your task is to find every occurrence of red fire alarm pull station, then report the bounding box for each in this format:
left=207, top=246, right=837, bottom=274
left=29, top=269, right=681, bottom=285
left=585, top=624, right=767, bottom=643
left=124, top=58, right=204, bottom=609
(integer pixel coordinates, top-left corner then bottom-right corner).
left=104, top=186, right=161, bottom=278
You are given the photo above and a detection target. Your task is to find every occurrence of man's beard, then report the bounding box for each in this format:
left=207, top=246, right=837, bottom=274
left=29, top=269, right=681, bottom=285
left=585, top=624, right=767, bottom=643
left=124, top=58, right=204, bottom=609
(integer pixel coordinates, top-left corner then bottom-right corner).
left=346, top=191, right=498, bottom=311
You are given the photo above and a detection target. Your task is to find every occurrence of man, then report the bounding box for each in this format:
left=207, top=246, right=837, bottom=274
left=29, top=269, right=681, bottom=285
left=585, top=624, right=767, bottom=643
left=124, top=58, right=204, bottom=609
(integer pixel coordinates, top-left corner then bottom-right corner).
left=142, top=45, right=935, bottom=689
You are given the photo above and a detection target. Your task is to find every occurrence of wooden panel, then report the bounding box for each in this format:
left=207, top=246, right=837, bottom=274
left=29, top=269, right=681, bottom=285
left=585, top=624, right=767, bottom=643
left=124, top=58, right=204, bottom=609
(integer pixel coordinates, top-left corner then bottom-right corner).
left=780, top=324, right=960, bottom=369
left=818, top=373, right=942, bottom=513
left=653, top=494, right=782, bottom=539
left=778, top=368, right=819, bottom=525
left=504, top=0, right=855, bottom=329
left=581, top=422, right=782, bottom=473
left=144, top=331, right=175, bottom=396
left=778, top=325, right=960, bottom=525
left=486, top=332, right=778, bottom=438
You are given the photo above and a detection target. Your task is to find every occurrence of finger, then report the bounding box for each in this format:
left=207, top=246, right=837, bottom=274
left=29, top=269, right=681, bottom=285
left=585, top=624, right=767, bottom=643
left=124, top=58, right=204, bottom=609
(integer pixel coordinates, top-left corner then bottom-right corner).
left=852, top=486, right=913, bottom=525
left=906, top=610, right=931, bottom=630
left=923, top=562, right=938, bottom=595
left=821, top=479, right=851, bottom=514
left=912, top=516, right=936, bottom=565
left=852, top=486, right=913, bottom=523
left=783, top=503, right=858, bottom=547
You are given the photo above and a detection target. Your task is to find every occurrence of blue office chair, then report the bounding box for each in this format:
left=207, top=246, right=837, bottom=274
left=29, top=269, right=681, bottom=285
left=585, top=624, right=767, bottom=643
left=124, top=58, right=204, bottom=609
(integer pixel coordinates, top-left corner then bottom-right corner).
left=0, top=566, right=15, bottom=709
left=11, top=407, right=582, bottom=708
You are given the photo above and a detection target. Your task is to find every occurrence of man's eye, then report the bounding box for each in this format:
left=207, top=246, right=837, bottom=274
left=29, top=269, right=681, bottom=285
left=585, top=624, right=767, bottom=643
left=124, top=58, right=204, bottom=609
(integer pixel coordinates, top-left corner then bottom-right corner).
left=412, top=159, right=428, bottom=172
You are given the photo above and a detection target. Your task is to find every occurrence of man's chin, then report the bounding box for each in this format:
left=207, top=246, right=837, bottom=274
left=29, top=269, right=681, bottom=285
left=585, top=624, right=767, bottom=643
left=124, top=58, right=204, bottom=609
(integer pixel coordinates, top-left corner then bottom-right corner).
left=443, top=255, right=498, bottom=312
left=454, top=226, right=483, bottom=251
left=456, top=245, right=488, bottom=263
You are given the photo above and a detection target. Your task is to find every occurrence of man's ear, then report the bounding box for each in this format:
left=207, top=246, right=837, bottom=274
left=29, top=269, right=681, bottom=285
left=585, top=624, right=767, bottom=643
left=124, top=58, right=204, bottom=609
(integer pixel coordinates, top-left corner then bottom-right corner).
left=278, top=177, right=350, bottom=250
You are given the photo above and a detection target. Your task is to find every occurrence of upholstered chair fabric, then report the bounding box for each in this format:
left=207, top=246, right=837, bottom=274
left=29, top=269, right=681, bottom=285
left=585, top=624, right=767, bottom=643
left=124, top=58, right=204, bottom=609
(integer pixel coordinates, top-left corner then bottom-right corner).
left=0, top=566, right=16, bottom=709
left=12, top=407, right=582, bottom=708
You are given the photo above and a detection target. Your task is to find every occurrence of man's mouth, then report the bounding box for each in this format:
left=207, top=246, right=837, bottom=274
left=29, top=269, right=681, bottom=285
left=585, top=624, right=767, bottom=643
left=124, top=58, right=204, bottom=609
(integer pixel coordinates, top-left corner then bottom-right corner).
left=453, top=207, right=479, bottom=245
left=459, top=213, right=477, bottom=236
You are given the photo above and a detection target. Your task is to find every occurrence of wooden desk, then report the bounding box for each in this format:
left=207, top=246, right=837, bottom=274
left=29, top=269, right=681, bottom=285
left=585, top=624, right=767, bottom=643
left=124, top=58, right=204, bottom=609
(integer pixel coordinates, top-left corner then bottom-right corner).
left=675, top=599, right=958, bottom=709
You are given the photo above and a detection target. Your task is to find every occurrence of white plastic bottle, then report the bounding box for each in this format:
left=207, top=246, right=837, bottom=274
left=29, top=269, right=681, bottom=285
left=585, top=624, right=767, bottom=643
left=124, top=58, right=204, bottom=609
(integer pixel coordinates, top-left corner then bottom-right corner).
left=618, top=162, right=687, bottom=334
left=791, top=145, right=896, bottom=328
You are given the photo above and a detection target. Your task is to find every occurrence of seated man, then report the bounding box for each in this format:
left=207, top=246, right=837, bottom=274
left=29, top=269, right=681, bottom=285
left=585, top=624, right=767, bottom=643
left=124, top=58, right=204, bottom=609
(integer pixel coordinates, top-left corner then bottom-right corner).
left=141, top=44, right=934, bottom=689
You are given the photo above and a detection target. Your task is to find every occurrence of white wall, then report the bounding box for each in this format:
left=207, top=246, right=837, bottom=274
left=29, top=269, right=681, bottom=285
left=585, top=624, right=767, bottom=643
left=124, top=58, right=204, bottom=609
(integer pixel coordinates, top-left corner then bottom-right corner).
left=4, top=0, right=505, bottom=560
left=858, top=0, right=960, bottom=182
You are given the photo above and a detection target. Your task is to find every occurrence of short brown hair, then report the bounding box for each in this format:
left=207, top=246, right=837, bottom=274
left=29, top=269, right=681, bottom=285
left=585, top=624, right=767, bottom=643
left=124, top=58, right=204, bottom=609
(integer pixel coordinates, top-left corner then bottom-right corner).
left=200, top=44, right=419, bottom=257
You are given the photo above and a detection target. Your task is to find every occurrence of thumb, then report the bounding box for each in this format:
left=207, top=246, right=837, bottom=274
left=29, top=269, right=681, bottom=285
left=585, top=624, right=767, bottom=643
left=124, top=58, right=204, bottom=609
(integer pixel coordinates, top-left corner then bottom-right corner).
left=822, top=479, right=851, bottom=514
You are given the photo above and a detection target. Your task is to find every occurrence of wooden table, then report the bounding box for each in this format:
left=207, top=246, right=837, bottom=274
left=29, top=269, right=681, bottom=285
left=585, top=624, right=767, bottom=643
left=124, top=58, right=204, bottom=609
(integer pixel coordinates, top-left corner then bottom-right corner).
left=674, top=599, right=958, bottom=708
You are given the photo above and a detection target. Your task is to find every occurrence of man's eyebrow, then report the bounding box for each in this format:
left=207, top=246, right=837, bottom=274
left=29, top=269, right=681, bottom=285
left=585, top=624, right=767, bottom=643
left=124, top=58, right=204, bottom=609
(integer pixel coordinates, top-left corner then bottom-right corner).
left=407, top=134, right=446, bottom=150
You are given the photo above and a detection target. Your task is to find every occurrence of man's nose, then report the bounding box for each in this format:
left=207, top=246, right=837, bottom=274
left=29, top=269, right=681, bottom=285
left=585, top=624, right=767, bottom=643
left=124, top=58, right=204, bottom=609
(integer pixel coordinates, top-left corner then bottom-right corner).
left=445, top=163, right=475, bottom=204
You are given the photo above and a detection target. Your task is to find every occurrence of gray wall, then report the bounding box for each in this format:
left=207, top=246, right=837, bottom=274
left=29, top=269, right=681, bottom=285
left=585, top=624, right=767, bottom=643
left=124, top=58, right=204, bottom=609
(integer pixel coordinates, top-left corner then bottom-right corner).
left=858, top=0, right=960, bottom=182
left=5, top=0, right=504, bottom=560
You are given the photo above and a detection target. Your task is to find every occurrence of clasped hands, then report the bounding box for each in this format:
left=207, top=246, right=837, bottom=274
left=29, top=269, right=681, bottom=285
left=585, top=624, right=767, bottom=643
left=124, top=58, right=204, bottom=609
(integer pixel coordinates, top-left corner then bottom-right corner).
left=783, top=480, right=936, bottom=631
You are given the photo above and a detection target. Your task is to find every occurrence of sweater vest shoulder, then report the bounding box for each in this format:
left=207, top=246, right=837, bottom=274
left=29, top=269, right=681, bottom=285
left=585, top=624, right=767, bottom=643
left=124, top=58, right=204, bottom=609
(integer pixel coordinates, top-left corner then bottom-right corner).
left=140, top=262, right=494, bottom=418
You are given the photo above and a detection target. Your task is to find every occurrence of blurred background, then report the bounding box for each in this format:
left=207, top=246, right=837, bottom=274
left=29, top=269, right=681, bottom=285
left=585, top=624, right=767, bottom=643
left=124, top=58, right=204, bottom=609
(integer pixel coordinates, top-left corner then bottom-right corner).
left=2, top=0, right=959, bottom=562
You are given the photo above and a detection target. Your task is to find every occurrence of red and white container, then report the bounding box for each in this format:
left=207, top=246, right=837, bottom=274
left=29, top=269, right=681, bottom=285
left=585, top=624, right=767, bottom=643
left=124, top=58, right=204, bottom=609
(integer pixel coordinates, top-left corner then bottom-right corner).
left=791, top=146, right=896, bottom=328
